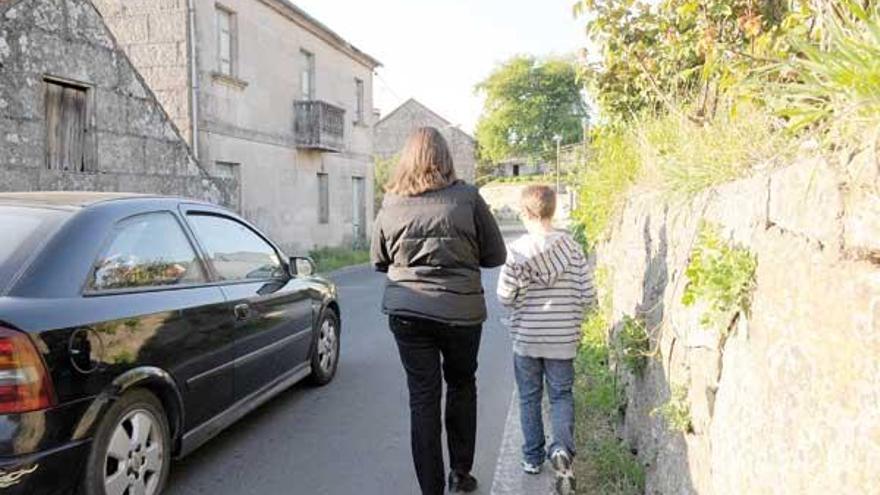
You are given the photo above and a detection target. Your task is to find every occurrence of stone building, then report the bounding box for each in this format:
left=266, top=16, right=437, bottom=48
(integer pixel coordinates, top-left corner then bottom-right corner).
left=92, top=0, right=381, bottom=253
left=374, top=98, right=476, bottom=183
left=0, top=0, right=237, bottom=206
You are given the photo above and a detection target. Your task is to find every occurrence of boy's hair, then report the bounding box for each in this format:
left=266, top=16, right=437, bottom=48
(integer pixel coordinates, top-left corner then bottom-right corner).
left=520, top=185, right=556, bottom=220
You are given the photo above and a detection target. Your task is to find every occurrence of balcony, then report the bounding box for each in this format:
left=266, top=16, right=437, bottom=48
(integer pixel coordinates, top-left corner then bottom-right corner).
left=294, top=100, right=345, bottom=152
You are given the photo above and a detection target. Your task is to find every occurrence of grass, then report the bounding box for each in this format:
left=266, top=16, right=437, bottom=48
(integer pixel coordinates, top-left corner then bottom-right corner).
left=481, top=173, right=556, bottom=187
left=307, top=246, right=370, bottom=273
left=767, top=0, right=880, bottom=149
left=574, top=310, right=645, bottom=494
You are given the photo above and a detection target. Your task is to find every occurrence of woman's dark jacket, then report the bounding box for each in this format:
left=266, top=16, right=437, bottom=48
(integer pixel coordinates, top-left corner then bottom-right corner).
left=370, top=181, right=507, bottom=325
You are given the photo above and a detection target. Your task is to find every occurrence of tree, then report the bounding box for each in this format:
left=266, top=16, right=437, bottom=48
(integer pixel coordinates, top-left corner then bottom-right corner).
left=475, top=56, right=588, bottom=165
left=373, top=155, right=396, bottom=214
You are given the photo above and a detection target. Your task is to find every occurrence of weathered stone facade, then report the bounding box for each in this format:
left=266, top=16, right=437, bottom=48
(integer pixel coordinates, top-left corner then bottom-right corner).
left=91, top=0, right=381, bottom=254
left=374, top=98, right=476, bottom=183
left=0, top=0, right=237, bottom=206
left=600, top=146, right=880, bottom=493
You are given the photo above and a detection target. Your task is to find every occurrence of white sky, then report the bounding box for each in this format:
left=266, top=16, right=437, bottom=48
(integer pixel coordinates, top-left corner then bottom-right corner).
left=292, top=0, right=588, bottom=134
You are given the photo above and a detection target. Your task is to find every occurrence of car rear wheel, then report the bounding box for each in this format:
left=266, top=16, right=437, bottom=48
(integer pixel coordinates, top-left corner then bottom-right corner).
left=308, top=310, right=340, bottom=386
left=81, top=389, right=170, bottom=495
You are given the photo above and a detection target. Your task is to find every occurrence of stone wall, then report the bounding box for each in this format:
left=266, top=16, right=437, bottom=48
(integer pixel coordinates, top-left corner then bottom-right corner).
left=599, top=147, right=880, bottom=493
left=0, top=0, right=237, bottom=207
left=90, top=0, right=192, bottom=143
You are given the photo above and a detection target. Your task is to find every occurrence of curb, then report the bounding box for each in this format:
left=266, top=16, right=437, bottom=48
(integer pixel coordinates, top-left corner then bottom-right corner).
left=491, top=391, right=556, bottom=495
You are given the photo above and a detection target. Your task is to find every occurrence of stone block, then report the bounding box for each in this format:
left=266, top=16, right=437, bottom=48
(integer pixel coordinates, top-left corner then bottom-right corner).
left=144, top=138, right=188, bottom=175
left=147, top=11, right=187, bottom=43
left=127, top=42, right=185, bottom=68
left=116, top=173, right=166, bottom=194
left=103, top=15, right=149, bottom=44
left=94, top=88, right=130, bottom=134
left=0, top=166, right=39, bottom=191
left=37, top=169, right=99, bottom=191
left=0, top=118, right=43, bottom=168
left=768, top=158, right=843, bottom=248
left=843, top=186, right=880, bottom=258
left=0, top=70, right=43, bottom=120
left=4, top=0, right=65, bottom=34
left=66, top=0, right=115, bottom=49
left=136, top=66, right=186, bottom=92
left=96, top=132, right=144, bottom=173
left=125, top=97, right=166, bottom=140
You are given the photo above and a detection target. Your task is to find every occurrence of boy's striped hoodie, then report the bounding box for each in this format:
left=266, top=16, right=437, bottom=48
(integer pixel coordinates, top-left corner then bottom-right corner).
left=496, top=231, right=596, bottom=360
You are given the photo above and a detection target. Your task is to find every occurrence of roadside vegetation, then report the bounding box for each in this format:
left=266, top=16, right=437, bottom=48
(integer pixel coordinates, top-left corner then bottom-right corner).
left=573, top=267, right=645, bottom=494
left=308, top=246, right=370, bottom=273
left=561, top=0, right=880, bottom=489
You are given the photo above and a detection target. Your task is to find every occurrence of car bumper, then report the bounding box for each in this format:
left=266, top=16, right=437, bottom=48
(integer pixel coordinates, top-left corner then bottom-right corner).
left=0, top=439, right=89, bottom=495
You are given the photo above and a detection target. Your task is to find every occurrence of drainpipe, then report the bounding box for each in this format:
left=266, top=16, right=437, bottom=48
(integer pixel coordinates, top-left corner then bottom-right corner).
left=187, top=0, right=200, bottom=159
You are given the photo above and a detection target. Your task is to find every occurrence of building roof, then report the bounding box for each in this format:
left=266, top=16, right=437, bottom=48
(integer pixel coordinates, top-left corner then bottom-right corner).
left=265, top=0, right=381, bottom=69
left=377, top=98, right=475, bottom=143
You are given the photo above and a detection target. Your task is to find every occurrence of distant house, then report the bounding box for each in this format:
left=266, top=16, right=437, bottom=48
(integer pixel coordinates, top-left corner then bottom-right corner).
left=374, top=98, right=476, bottom=183
left=497, top=158, right=548, bottom=178
left=0, top=0, right=236, bottom=207
left=92, top=0, right=382, bottom=252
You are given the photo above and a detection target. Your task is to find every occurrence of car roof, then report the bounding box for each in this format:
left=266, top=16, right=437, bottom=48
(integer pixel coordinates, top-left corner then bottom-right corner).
left=0, top=191, right=161, bottom=208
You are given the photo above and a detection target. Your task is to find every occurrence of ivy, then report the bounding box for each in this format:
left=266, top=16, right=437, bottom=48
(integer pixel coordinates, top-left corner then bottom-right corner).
left=682, top=222, right=757, bottom=331
left=651, top=384, right=693, bottom=434
left=615, top=315, right=650, bottom=376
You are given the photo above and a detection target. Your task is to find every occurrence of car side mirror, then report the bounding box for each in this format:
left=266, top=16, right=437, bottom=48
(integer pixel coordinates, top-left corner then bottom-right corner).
left=290, top=257, right=316, bottom=277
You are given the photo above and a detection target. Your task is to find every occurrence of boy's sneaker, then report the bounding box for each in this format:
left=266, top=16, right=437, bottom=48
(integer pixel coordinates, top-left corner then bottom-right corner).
left=521, top=459, right=542, bottom=475
left=550, top=450, right=576, bottom=495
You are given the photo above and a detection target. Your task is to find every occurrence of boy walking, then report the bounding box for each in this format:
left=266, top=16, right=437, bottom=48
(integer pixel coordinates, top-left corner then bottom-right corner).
left=496, top=185, right=595, bottom=495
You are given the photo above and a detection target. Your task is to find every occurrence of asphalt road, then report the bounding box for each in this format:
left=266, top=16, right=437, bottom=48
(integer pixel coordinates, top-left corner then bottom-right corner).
left=166, top=266, right=515, bottom=495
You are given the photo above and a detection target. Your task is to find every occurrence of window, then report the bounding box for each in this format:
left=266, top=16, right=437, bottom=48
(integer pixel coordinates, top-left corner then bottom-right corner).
left=512, top=164, right=520, bottom=177
left=300, top=49, right=315, bottom=100
left=216, top=6, right=236, bottom=76
left=90, top=213, right=206, bottom=291
left=187, top=214, right=284, bottom=281
left=355, top=78, right=365, bottom=124
left=317, top=173, right=329, bottom=224
left=215, top=161, right=240, bottom=178
left=45, top=80, right=88, bottom=172
left=0, top=206, right=70, bottom=293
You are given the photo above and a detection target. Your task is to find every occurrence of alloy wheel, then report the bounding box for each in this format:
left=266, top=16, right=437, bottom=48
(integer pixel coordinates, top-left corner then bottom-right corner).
left=317, top=318, right=338, bottom=374
left=103, top=409, right=165, bottom=495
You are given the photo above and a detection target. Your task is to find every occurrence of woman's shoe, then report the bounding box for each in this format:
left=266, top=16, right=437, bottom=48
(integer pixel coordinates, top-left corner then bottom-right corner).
left=448, top=471, right=478, bottom=493
left=550, top=450, right=576, bottom=495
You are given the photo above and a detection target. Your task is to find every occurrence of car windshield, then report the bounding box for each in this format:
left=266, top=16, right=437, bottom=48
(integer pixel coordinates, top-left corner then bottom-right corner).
left=0, top=206, right=70, bottom=293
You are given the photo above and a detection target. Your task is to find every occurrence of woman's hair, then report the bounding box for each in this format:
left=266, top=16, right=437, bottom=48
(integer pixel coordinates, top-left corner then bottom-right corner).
left=386, top=127, right=457, bottom=196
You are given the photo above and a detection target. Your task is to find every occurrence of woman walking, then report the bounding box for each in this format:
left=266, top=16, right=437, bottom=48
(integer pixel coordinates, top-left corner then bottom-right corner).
left=371, top=127, right=506, bottom=494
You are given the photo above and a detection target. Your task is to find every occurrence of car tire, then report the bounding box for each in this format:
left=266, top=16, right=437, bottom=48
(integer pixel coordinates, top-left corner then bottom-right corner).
left=308, top=309, right=340, bottom=386
left=80, top=389, right=171, bottom=495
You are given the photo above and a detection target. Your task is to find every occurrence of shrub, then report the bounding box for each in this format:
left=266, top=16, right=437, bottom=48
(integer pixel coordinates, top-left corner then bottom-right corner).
left=651, top=384, right=693, bottom=434
left=682, top=222, right=758, bottom=332
left=615, top=315, right=650, bottom=375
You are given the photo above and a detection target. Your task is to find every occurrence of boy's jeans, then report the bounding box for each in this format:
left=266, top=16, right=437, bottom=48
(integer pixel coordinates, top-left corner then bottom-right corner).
left=514, top=354, right=576, bottom=465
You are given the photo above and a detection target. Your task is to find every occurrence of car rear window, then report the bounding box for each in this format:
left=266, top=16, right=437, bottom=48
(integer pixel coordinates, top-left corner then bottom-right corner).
left=0, top=206, right=70, bottom=292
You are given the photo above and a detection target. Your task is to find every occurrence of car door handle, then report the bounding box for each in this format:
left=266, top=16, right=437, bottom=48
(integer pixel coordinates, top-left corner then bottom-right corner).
left=233, top=303, right=251, bottom=321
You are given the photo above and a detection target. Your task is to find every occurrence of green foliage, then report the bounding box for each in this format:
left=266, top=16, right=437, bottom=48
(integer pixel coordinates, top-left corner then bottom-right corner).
left=615, top=315, right=650, bottom=375
left=373, top=155, right=397, bottom=213
left=308, top=247, right=370, bottom=273
left=574, top=0, right=809, bottom=121
left=481, top=173, right=552, bottom=187
left=767, top=1, right=880, bottom=148
left=475, top=56, right=588, bottom=164
left=682, top=222, right=757, bottom=331
left=571, top=127, right=642, bottom=249
left=651, top=384, right=693, bottom=434
left=573, top=267, right=644, bottom=494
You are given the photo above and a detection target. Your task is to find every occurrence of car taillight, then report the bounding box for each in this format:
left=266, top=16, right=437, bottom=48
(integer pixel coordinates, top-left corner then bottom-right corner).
left=0, top=326, right=55, bottom=414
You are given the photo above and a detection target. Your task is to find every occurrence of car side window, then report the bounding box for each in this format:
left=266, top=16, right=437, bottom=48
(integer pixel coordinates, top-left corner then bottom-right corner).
left=186, top=214, right=284, bottom=281
left=90, top=212, right=207, bottom=291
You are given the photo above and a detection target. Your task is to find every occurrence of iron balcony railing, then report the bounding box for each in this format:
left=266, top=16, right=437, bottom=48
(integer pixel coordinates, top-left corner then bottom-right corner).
left=294, top=100, right=345, bottom=152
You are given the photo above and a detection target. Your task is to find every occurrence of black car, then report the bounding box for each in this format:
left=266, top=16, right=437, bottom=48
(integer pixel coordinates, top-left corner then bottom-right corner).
left=0, top=192, right=342, bottom=495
